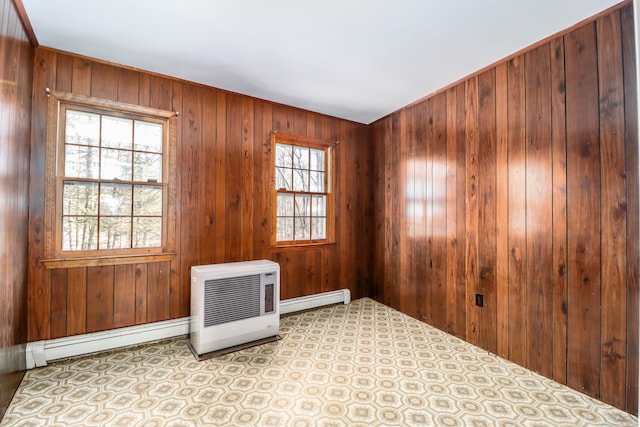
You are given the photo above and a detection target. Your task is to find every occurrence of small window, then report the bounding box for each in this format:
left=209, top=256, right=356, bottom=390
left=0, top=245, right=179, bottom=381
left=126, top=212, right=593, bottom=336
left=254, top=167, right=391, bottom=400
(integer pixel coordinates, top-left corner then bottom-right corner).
left=44, top=91, right=176, bottom=265
left=272, top=133, right=334, bottom=246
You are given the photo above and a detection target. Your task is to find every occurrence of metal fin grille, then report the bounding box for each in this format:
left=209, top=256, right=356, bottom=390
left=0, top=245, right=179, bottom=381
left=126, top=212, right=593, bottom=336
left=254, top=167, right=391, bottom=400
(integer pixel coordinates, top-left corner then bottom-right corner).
left=204, top=274, right=261, bottom=327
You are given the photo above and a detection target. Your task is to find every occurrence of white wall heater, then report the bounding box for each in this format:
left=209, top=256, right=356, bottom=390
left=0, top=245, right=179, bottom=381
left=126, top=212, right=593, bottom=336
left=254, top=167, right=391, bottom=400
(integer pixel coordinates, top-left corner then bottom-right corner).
left=190, top=260, right=280, bottom=356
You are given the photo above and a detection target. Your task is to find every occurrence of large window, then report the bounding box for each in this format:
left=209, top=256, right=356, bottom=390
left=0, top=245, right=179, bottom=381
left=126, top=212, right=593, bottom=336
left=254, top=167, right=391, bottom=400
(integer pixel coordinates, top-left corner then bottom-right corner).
left=272, top=133, right=334, bottom=245
left=44, top=91, right=176, bottom=265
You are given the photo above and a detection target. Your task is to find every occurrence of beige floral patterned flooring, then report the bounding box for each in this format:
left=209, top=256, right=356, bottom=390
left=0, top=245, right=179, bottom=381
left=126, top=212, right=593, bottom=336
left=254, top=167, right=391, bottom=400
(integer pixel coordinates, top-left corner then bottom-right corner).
left=2, top=298, right=637, bottom=426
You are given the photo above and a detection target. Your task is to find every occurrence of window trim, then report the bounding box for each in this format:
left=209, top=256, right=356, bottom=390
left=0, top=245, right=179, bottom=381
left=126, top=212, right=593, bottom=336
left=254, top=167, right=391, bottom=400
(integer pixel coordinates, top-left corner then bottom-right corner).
left=42, top=91, right=177, bottom=268
left=271, top=132, right=335, bottom=247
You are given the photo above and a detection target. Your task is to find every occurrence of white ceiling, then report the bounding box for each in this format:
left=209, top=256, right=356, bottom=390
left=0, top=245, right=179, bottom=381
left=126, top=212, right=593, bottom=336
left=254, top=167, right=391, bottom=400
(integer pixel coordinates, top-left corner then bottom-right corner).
left=22, top=0, right=622, bottom=124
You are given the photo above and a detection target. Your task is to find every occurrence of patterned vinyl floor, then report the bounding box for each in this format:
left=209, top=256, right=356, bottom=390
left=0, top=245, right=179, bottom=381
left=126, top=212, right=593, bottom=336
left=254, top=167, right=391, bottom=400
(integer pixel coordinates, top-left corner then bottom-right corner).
left=2, top=298, right=637, bottom=426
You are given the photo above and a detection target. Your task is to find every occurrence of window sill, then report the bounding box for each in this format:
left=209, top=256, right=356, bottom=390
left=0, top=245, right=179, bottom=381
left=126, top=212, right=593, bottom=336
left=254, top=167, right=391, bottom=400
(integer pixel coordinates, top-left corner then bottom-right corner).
left=41, top=253, right=176, bottom=269
left=271, top=242, right=336, bottom=252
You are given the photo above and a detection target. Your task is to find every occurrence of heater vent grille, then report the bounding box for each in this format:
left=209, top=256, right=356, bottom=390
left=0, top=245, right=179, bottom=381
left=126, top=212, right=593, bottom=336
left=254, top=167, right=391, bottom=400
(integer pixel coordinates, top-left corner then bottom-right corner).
left=204, top=274, right=261, bottom=327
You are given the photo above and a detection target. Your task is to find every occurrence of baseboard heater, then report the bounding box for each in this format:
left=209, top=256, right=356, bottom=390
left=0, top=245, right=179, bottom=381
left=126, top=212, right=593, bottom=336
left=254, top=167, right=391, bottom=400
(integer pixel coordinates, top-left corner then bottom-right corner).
left=25, top=288, right=350, bottom=368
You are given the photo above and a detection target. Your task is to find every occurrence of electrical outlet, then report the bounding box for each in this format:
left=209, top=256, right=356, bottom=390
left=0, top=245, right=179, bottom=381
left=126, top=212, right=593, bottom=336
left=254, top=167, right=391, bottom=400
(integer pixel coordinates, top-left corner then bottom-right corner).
left=475, top=293, right=484, bottom=307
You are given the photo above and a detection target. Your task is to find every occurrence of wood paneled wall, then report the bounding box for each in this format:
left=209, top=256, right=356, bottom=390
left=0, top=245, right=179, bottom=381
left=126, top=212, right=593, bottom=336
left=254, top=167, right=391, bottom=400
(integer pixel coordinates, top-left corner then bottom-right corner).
left=28, top=49, right=374, bottom=341
left=372, top=4, right=638, bottom=414
left=0, top=0, right=34, bottom=418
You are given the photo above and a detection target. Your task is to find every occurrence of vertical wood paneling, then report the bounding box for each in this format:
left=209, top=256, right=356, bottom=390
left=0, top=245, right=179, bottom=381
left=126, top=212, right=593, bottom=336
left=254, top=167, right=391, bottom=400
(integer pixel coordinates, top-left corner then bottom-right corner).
left=525, top=44, right=553, bottom=376
left=371, top=3, right=636, bottom=413
left=29, top=47, right=373, bottom=347
left=414, top=102, right=428, bottom=321
left=49, top=269, right=67, bottom=339
left=28, top=48, right=55, bottom=341
left=495, top=63, right=509, bottom=358
left=55, top=53, right=72, bottom=93
left=454, top=84, right=467, bottom=339
left=398, top=110, right=411, bottom=316
left=464, top=77, right=479, bottom=345
left=621, top=4, right=639, bottom=414
left=477, top=69, right=497, bottom=353
left=71, top=57, right=91, bottom=96
left=86, top=266, right=114, bottom=333
left=200, top=89, right=217, bottom=265
left=179, top=84, right=201, bottom=319
left=117, top=68, right=139, bottom=104
left=597, top=11, right=627, bottom=408
left=565, top=22, right=602, bottom=399
left=135, top=263, right=148, bottom=325
left=170, top=81, right=183, bottom=319
left=507, top=55, right=527, bottom=366
left=550, top=36, right=568, bottom=384
left=445, top=88, right=458, bottom=334
left=432, top=93, right=447, bottom=330
left=113, top=264, right=135, bottom=328
left=66, top=267, right=86, bottom=336
left=214, top=92, right=227, bottom=263
left=226, top=95, right=242, bottom=261
left=90, top=62, right=118, bottom=100
left=1, top=1, right=33, bottom=414
left=241, top=97, right=254, bottom=260
left=147, top=262, right=170, bottom=323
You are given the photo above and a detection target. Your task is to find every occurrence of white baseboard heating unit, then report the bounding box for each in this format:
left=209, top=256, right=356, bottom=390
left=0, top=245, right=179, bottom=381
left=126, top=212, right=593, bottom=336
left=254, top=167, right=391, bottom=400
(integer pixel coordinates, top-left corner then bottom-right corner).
left=189, top=260, right=280, bottom=357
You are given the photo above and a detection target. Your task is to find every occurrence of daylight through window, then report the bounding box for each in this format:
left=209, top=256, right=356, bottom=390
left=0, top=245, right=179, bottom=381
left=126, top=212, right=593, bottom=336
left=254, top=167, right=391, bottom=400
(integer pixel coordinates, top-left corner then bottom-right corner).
left=273, top=134, right=333, bottom=245
left=60, top=106, right=166, bottom=252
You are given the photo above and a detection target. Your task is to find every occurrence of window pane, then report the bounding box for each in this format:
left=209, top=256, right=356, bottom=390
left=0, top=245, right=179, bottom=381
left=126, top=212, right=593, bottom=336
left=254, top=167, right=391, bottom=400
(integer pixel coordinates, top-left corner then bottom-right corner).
left=102, top=116, right=132, bottom=149
left=312, top=217, right=326, bottom=239
left=275, top=144, right=292, bottom=167
left=295, top=194, right=310, bottom=216
left=133, top=217, right=162, bottom=248
left=310, top=149, right=325, bottom=171
left=99, top=217, right=131, bottom=249
left=134, top=121, right=163, bottom=153
left=294, top=217, right=310, bottom=240
left=63, top=181, right=98, bottom=215
left=312, top=195, right=326, bottom=216
left=62, top=217, right=98, bottom=251
left=277, top=193, right=294, bottom=216
left=293, top=146, right=309, bottom=169
left=65, top=145, right=99, bottom=178
left=310, top=171, right=325, bottom=192
left=66, top=110, right=100, bottom=146
left=293, top=169, right=309, bottom=191
left=275, top=167, right=292, bottom=190
left=133, top=152, right=162, bottom=182
left=100, top=183, right=132, bottom=215
left=134, top=185, right=162, bottom=216
left=277, top=217, right=293, bottom=241
left=101, top=148, right=132, bottom=180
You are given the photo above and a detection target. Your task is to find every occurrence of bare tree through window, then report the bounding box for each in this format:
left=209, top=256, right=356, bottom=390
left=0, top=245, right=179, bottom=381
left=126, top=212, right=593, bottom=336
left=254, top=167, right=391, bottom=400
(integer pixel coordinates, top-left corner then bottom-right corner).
left=61, top=108, right=164, bottom=252
left=274, top=140, right=329, bottom=243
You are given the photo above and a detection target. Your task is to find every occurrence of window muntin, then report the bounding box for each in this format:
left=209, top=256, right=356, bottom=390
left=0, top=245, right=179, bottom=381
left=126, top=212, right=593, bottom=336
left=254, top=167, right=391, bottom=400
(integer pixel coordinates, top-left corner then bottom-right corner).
left=59, top=106, right=166, bottom=253
left=273, top=136, right=332, bottom=245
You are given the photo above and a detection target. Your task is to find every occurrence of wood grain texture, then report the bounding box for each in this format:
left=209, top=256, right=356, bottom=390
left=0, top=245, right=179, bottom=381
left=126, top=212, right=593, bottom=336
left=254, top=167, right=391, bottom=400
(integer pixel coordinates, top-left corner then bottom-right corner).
left=113, top=264, right=135, bottom=328
left=597, top=10, right=627, bottom=409
left=66, top=267, right=86, bottom=336
left=495, top=63, right=509, bottom=358
left=371, top=3, right=637, bottom=414
left=0, top=7, right=33, bottom=410
left=464, top=77, right=479, bottom=346
left=477, top=69, right=497, bottom=353
left=550, top=35, right=568, bottom=385
left=28, top=47, right=373, bottom=346
left=525, top=44, right=553, bottom=377
left=565, top=21, right=602, bottom=399
left=86, top=266, right=114, bottom=333
left=621, top=3, right=639, bottom=414
left=506, top=54, right=527, bottom=367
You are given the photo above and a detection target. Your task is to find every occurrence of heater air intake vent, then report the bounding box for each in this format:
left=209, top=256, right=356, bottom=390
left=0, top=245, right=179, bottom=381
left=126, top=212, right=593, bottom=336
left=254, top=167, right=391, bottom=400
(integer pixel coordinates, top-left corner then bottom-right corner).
left=204, top=274, right=261, bottom=327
